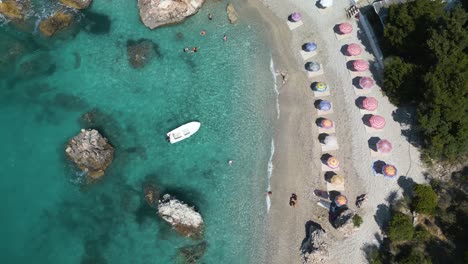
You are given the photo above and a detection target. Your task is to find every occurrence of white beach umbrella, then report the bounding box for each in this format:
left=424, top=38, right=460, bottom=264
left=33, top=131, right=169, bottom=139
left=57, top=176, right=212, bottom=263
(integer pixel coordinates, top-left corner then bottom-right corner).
left=324, top=135, right=338, bottom=147
left=320, top=0, right=334, bottom=8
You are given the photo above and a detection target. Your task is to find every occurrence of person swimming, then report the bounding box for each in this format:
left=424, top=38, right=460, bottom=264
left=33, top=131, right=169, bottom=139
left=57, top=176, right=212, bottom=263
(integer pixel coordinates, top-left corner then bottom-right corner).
left=223, top=34, right=227, bottom=42
left=183, top=47, right=189, bottom=52
left=192, top=47, right=198, bottom=53
left=208, top=13, right=213, bottom=20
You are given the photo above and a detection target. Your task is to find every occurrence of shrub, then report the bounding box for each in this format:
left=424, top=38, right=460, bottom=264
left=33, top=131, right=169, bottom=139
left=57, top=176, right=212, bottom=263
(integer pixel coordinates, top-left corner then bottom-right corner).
left=398, top=248, right=432, bottom=264
left=412, top=184, right=438, bottom=215
left=352, top=214, right=363, bottom=227
left=389, top=212, right=414, bottom=242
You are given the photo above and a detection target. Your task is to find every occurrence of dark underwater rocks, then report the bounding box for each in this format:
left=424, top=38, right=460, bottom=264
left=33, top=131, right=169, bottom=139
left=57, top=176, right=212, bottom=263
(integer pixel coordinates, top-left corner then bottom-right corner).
left=82, top=10, right=111, bottom=35
left=126, top=39, right=160, bottom=69
left=177, top=241, right=208, bottom=264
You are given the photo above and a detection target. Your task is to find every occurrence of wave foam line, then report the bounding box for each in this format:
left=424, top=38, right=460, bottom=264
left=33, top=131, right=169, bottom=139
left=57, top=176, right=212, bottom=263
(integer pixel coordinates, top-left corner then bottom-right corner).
left=266, top=138, right=275, bottom=213
left=269, top=56, right=280, bottom=119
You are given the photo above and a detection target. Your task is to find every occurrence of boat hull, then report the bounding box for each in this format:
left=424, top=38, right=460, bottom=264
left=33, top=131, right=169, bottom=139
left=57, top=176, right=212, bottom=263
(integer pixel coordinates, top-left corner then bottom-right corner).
left=166, top=121, right=201, bottom=144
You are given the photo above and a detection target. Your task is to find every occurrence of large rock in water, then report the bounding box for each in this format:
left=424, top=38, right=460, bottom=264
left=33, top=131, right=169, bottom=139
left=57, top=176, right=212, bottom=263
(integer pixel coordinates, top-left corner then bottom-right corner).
left=137, top=0, right=205, bottom=29
left=158, top=194, right=204, bottom=239
left=226, top=3, right=238, bottom=24
left=65, top=129, right=114, bottom=182
left=0, top=0, right=30, bottom=21
left=300, top=222, right=329, bottom=264
left=59, top=0, right=93, bottom=9
left=39, top=12, right=73, bottom=37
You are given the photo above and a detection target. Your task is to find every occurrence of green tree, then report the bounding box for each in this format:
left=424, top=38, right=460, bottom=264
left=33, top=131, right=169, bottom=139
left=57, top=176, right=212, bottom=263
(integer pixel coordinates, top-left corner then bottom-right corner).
left=398, top=248, right=432, bottom=264
left=383, top=57, right=417, bottom=104
left=352, top=214, right=363, bottom=227
left=389, top=212, right=414, bottom=242
left=412, top=184, right=438, bottom=215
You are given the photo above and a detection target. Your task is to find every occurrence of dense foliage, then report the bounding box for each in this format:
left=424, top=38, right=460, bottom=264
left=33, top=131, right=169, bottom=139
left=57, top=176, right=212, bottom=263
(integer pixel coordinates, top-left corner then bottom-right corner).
left=352, top=214, right=363, bottom=227
left=382, top=0, right=468, bottom=162
left=411, top=184, right=438, bottom=215
left=389, top=212, right=414, bottom=242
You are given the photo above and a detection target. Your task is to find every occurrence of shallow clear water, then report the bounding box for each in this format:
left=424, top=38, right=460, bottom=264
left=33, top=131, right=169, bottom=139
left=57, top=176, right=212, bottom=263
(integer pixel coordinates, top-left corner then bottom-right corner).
left=0, top=1, right=275, bottom=263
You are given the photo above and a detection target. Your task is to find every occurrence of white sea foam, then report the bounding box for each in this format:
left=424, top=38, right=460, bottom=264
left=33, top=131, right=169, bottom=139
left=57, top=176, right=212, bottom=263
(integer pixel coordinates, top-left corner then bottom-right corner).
left=269, top=56, right=280, bottom=119
left=266, top=138, right=275, bottom=212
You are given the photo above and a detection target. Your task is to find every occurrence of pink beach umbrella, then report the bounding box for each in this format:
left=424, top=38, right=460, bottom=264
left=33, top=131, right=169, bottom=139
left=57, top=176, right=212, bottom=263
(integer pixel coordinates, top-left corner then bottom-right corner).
left=369, top=115, right=386, bottom=129
left=334, top=195, right=348, bottom=207
left=347, top=43, right=362, bottom=56
left=327, top=156, right=340, bottom=169
left=362, top=97, right=378, bottom=111
left=291, top=12, right=302, bottom=22
left=376, top=139, right=393, bottom=154
left=359, top=76, right=375, bottom=89
left=339, top=22, right=353, bottom=34
left=382, top=164, right=397, bottom=178
left=320, top=118, right=334, bottom=129
left=353, top=60, right=369, bottom=71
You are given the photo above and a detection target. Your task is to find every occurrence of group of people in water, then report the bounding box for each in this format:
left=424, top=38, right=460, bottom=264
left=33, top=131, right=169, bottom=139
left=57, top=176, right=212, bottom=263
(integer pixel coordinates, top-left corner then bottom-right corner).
left=182, top=13, right=227, bottom=53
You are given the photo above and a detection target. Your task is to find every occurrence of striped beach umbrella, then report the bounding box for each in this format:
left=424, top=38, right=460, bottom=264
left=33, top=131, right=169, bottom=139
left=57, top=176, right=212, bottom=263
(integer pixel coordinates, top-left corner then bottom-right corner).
left=369, top=115, right=386, bottom=129
left=327, top=156, right=340, bottom=169
left=324, top=135, right=338, bottom=147
left=291, top=12, right=302, bottom=22
left=339, top=22, right=353, bottom=34
left=382, top=164, right=397, bottom=178
left=314, top=82, right=328, bottom=92
left=304, top=42, right=317, bottom=52
left=347, top=43, right=362, bottom=56
left=362, top=97, right=378, bottom=111
left=376, top=139, right=393, bottom=154
left=320, top=118, right=334, bottom=129
left=359, top=76, right=375, bottom=89
left=318, top=100, right=331, bottom=111
left=331, top=175, right=344, bottom=185
left=353, top=60, right=369, bottom=71
left=306, top=61, right=321, bottom=72
left=334, top=195, right=348, bottom=207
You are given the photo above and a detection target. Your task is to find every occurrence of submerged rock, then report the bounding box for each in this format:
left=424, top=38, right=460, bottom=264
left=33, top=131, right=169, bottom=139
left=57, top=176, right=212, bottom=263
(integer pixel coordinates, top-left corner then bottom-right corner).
left=143, top=182, right=159, bottom=208
left=39, top=12, right=73, bottom=37
left=59, top=0, right=93, bottom=9
left=137, top=0, right=205, bottom=29
left=65, top=129, right=114, bottom=183
left=0, top=0, right=30, bottom=21
left=126, top=39, right=158, bottom=68
left=177, top=241, right=208, bottom=264
left=226, top=3, right=238, bottom=24
left=158, top=194, right=204, bottom=239
left=300, top=222, right=329, bottom=264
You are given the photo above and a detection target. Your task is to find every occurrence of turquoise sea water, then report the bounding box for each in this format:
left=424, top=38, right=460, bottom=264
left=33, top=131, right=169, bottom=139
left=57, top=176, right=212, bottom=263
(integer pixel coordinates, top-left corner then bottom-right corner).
left=0, top=1, right=276, bottom=263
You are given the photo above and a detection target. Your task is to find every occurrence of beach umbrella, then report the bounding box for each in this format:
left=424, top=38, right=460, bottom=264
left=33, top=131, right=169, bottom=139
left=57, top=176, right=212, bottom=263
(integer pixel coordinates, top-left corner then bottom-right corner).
left=369, top=115, right=386, bottom=129
left=362, top=97, right=378, bottom=111
left=382, top=164, right=397, bottom=178
left=339, top=22, right=353, bottom=34
left=318, top=100, right=331, bottom=111
left=291, top=12, right=302, bottom=22
left=314, top=82, right=328, bottom=92
left=376, top=139, right=393, bottom=154
left=327, top=156, right=340, bottom=169
left=304, top=42, right=317, bottom=52
left=330, top=175, right=344, bottom=185
left=353, top=60, right=369, bottom=71
left=324, top=135, right=338, bottom=147
left=320, top=0, right=334, bottom=8
left=306, top=61, right=320, bottom=72
left=359, top=76, right=375, bottom=89
left=320, top=118, right=334, bottom=129
left=334, top=195, right=348, bottom=207
left=347, top=43, right=362, bottom=56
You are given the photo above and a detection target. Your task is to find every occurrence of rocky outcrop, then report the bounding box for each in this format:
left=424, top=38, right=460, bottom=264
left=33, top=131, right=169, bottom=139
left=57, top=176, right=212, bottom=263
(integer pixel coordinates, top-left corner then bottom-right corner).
left=333, top=208, right=357, bottom=236
left=126, top=39, right=158, bottom=68
left=0, top=0, right=28, bottom=21
left=137, top=0, right=205, bottom=29
left=59, top=0, right=93, bottom=9
left=226, top=3, right=238, bottom=24
left=158, top=194, right=204, bottom=239
left=39, top=12, right=73, bottom=37
left=65, top=129, right=114, bottom=182
left=300, top=222, right=329, bottom=264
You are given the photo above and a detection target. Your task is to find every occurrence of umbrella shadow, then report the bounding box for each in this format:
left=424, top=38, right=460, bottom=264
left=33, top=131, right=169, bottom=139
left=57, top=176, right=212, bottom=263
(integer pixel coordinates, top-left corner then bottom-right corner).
left=287, top=14, right=295, bottom=22
left=346, top=60, right=356, bottom=71
left=313, top=189, right=329, bottom=199
left=314, top=99, right=324, bottom=109
left=315, top=1, right=325, bottom=9
left=340, top=44, right=349, bottom=56
left=333, top=24, right=344, bottom=35
left=355, top=96, right=366, bottom=109
left=328, top=190, right=341, bottom=202
left=302, top=43, right=314, bottom=51
left=368, top=136, right=381, bottom=152
left=310, top=82, right=320, bottom=91
left=318, top=133, right=329, bottom=143
left=320, top=153, right=333, bottom=165
left=315, top=117, right=328, bottom=127
left=373, top=160, right=387, bottom=174
left=324, top=171, right=337, bottom=183
left=362, top=114, right=373, bottom=127
left=352, top=76, right=362, bottom=89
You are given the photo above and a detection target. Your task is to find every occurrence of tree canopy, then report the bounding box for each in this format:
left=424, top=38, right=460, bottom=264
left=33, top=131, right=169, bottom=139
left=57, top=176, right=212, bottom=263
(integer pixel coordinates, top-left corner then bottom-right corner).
left=412, top=184, right=438, bottom=215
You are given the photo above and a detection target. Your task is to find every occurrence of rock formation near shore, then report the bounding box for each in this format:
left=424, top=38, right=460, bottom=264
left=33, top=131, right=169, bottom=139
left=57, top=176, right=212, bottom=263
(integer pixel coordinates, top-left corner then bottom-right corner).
left=65, top=129, right=114, bottom=182
left=39, top=12, right=73, bottom=37
left=0, top=0, right=30, bottom=21
left=59, top=0, right=93, bottom=9
left=137, top=0, right=205, bottom=29
left=158, top=194, right=204, bottom=239
left=333, top=208, right=357, bottom=236
left=300, top=222, right=329, bottom=264
left=226, top=3, right=238, bottom=24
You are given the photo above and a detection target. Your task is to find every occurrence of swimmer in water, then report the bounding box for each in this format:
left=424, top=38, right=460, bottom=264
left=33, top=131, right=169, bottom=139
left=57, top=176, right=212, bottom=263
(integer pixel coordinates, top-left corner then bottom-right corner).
left=208, top=13, right=213, bottom=20
left=193, top=47, right=198, bottom=53
left=183, top=47, right=189, bottom=52
left=228, top=160, right=234, bottom=166
left=223, top=34, right=227, bottom=42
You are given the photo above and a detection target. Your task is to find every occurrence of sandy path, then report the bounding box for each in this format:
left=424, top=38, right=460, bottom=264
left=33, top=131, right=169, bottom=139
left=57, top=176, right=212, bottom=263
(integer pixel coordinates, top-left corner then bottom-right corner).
left=249, top=0, right=428, bottom=263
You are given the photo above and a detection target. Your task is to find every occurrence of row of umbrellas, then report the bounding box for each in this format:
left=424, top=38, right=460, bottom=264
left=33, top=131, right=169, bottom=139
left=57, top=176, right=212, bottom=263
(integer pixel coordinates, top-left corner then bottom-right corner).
left=318, top=116, right=387, bottom=130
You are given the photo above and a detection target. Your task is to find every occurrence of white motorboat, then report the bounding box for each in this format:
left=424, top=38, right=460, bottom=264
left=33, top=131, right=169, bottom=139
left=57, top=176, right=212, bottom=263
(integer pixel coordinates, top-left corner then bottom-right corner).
left=166, top=121, right=201, bottom=144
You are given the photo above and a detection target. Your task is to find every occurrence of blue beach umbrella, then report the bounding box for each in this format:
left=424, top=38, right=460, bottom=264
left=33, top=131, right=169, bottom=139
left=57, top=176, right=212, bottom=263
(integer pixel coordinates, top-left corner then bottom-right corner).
left=306, top=61, right=320, bottom=72
left=304, top=42, right=317, bottom=52
left=318, top=100, right=331, bottom=111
